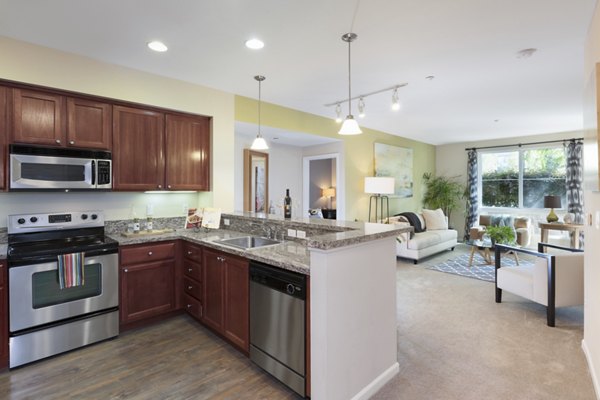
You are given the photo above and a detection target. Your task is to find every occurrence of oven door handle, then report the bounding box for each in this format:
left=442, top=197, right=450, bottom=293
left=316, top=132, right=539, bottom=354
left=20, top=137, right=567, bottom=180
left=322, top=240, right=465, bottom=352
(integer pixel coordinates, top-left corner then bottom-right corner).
left=91, top=160, right=96, bottom=186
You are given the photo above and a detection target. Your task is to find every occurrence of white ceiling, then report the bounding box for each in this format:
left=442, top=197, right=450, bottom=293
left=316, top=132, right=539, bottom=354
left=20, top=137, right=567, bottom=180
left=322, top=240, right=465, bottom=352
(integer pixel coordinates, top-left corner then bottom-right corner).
left=0, top=0, right=595, bottom=145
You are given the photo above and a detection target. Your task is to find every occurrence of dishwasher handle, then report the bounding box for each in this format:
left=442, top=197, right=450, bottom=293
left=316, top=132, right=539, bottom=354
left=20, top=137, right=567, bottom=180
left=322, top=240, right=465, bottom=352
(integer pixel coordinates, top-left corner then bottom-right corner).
left=250, top=261, right=306, bottom=300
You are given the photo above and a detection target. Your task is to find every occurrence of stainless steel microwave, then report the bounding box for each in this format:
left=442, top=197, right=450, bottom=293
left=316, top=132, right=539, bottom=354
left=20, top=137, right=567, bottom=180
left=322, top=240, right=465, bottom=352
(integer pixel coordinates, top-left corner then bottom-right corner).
left=9, top=144, right=112, bottom=191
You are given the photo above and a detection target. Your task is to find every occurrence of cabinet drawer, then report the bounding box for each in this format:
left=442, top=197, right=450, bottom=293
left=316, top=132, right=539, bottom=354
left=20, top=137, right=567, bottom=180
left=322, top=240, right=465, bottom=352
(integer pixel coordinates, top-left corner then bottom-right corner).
left=121, top=242, right=176, bottom=265
left=184, top=294, right=202, bottom=320
left=183, top=276, right=202, bottom=301
left=182, top=242, right=202, bottom=261
left=183, top=260, right=202, bottom=281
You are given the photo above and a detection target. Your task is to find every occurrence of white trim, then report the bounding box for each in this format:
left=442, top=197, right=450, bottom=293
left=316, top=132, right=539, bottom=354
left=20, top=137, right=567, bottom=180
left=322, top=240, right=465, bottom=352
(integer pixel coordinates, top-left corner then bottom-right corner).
left=302, top=153, right=345, bottom=220
left=349, top=363, right=400, bottom=400
left=582, top=339, right=600, bottom=399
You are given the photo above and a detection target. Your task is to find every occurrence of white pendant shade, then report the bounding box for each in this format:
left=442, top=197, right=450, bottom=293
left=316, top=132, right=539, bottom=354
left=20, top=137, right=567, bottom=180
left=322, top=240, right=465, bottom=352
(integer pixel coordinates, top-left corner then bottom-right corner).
left=251, top=136, right=269, bottom=150
left=338, top=116, right=362, bottom=135
left=365, top=177, right=395, bottom=194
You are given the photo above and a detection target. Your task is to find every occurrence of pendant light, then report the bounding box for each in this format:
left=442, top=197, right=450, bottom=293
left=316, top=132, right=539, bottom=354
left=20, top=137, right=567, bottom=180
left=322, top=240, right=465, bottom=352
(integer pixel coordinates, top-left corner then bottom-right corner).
left=338, top=33, right=362, bottom=135
left=251, top=75, right=269, bottom=150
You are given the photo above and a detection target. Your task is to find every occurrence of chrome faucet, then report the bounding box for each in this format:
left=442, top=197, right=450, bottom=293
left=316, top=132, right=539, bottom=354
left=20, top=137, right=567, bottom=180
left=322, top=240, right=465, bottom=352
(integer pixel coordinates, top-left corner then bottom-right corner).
left=262, top=225, right=273, bottom=239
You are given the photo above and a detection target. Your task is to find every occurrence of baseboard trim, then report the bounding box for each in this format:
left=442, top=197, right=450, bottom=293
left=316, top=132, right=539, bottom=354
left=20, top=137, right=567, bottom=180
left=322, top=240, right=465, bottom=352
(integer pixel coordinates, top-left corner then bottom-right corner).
left=582, top=339, right=600, bottom=399
left=350, top=362, right=399, bottom=400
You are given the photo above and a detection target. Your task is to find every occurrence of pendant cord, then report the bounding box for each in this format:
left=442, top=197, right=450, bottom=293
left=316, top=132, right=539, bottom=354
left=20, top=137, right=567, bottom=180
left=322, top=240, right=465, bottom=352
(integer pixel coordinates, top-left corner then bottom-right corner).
left=258, top=80, right=261, bottom=136
left=347, top=38, right=352, bottom=115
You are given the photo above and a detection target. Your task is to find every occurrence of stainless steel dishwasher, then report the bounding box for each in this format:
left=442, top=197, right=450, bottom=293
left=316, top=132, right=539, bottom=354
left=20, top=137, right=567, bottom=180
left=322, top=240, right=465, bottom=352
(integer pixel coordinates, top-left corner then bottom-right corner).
left=249, top=261, right=306, bottom=397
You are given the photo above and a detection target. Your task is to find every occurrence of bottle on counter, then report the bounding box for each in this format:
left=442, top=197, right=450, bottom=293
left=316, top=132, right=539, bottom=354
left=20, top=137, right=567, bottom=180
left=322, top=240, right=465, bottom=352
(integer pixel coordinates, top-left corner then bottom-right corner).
left=131, top=207, right=140, bottom=233
left=146, top=216, right=153, bottom=232
left=284, top=189, right=292, bottom=219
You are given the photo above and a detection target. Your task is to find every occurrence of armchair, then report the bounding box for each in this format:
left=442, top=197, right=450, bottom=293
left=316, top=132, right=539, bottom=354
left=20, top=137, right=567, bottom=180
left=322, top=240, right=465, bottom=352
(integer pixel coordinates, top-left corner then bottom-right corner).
left=494, top=242, right=584, bottom=327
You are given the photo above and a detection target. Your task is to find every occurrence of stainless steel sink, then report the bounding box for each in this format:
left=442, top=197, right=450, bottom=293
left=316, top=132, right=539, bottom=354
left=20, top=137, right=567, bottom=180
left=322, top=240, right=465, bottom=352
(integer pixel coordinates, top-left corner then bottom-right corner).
left=216, top=236, right=281, bottom=250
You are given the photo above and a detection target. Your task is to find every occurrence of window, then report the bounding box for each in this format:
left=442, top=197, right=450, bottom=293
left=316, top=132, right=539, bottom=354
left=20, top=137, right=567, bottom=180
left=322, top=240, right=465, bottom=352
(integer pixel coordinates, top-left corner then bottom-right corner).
left=480, top=146, right=566, bottom=209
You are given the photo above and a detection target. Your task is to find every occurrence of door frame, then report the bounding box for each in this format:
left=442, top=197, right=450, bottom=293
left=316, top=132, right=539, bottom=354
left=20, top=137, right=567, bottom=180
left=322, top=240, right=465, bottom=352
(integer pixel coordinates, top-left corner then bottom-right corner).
left=302, top=153, right=344, bottom=220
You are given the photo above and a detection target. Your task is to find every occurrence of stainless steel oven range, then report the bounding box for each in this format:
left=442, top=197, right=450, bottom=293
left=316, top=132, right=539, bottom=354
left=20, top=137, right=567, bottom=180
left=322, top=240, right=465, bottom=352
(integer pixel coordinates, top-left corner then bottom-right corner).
left=7, top=210, right=119, bottom=368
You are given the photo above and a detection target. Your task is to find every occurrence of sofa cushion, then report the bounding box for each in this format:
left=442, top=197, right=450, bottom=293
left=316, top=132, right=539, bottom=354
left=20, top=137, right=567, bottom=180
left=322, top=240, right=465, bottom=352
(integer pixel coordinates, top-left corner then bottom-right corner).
left=398, top=212, right=425, bottom=233
left=407, top=230, right=457, bottom=250
left=422, top=209, right=448, bottom=230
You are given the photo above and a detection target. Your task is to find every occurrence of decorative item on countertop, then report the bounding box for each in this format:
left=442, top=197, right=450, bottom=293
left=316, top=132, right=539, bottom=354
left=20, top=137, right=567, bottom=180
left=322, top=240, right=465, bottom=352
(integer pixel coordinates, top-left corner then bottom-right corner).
left=544, top=195, right=561, bottom=223
left=185, top=208, right=203, bottom=229
left=284, top=189, right=292, bottom=219
left=130, top=205, right=140, bottom=233
left=201, top=208, right=221, bottom=229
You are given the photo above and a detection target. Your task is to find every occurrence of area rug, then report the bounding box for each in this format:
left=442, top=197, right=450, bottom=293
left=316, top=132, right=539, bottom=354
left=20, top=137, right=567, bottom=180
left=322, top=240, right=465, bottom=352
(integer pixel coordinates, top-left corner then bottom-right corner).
left=426, top=253, right=533, bottom=283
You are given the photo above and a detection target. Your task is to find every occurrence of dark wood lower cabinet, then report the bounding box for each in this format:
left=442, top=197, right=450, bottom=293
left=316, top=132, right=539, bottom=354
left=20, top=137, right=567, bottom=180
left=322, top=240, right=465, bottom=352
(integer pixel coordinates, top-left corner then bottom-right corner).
left=202, top=248, right=249, bottom=353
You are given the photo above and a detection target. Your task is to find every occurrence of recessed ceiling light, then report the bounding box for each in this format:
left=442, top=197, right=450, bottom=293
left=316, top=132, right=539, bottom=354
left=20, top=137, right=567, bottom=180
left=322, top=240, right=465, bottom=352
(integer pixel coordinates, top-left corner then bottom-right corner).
left=147, top=41, right=168, bottom=52
left=245, top=38, right=265, bottom=50
left=425, top=75, right=435, bottom=80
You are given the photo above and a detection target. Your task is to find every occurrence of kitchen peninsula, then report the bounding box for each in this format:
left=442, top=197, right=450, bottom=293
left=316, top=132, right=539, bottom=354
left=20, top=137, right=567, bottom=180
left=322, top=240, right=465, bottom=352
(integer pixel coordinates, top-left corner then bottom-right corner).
left=115, top=212, right=409, bottom=400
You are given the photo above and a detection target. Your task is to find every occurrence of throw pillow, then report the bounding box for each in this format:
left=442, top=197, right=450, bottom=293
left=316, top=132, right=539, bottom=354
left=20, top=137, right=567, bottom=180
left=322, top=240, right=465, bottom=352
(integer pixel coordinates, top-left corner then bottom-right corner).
left=421, top=208, right=448, bottom=230
left=398, top=212, right=425, bottom=233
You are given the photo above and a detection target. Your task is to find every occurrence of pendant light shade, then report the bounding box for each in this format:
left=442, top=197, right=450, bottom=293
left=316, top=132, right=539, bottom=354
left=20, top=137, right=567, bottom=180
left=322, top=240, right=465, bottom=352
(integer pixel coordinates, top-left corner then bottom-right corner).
left=338, top=33, right=362, bottom=135
left=251, top=75, right=269, bottom=150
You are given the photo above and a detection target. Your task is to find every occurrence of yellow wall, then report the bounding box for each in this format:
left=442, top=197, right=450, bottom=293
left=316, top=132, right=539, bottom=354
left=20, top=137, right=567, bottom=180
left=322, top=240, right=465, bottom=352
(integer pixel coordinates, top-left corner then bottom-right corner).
left=235, top=96, right=436, bottom=220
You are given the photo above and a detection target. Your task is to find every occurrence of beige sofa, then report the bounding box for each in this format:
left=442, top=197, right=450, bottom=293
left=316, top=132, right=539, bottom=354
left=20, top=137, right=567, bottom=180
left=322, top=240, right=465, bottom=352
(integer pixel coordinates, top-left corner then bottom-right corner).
left=389, top=211, right=458, bottom=264
left=469, top=215, right=533, bottom=247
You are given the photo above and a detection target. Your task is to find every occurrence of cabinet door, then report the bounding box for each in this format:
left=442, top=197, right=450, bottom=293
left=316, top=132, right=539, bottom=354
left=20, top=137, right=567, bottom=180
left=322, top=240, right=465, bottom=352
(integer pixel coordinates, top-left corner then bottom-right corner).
left=12, top=89, right=66, bottom=146
left=0, top=87, right=7, bottom=190
left=120, top=260, right=175, bottom=324
left=113, top=105, right=165, bottom=191
left=202, top=248, right=225, bottom=332
left=165, top=114, right=210, bottom=191
left=67, top=97, right=112, bottom=149
left=223, top=256, right=249, bottom=353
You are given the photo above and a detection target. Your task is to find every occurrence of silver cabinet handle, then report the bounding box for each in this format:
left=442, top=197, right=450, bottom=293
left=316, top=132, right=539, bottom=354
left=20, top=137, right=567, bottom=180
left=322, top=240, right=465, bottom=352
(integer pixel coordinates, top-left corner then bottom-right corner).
left=168, top=185, right=172, bottom=189
left=188, top=268, right=193, bottom=272
left=55, top=139, right=61, bottom=144
left=124, top=268, right=128, bottom=273
left=187, top=251, right=192, bottom=255
left=188, top=286, right=193, bottom=290
left=187, top=304, right=192, bottom=309
left=158, top=184, right=162, bottom=189
left=69, top=140, right=75, bottom=145
left=148, top=251, right=153, bottom=256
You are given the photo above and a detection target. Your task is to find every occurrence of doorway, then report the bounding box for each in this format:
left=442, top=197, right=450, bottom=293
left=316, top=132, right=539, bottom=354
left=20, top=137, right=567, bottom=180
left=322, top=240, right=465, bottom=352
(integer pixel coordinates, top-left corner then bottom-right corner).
left=302, top=153, right=344, bottom=220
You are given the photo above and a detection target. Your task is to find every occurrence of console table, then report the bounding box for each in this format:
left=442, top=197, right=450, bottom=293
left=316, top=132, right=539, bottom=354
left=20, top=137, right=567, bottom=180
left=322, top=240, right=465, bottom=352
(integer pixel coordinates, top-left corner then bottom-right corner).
left=538, top=222, right=584, bottom=249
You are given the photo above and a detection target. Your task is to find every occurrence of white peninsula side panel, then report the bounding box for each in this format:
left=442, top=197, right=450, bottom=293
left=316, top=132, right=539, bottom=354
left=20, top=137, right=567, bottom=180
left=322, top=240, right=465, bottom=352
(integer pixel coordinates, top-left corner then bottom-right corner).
left=309, top=236, right=399, bottom=400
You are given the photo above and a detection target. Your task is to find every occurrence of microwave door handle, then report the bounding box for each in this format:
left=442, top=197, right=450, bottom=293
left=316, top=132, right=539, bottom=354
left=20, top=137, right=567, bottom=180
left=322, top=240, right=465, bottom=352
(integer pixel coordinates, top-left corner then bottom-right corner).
left=91, top=160, right=96, bottom=186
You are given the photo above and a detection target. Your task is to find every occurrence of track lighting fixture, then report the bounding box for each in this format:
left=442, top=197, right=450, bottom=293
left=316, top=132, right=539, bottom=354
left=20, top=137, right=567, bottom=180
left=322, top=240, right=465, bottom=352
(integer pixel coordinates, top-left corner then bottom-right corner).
left=251, top=75, right=269, bottom=150
left=335, top=103, right=342, bottom=123
left=338, top=32, right=362, bottom=135
left=326, top=83, right=407, bottom=121
left=358, top=97, right=365, bottom=118
left=391, top=88, right=401, bottom=111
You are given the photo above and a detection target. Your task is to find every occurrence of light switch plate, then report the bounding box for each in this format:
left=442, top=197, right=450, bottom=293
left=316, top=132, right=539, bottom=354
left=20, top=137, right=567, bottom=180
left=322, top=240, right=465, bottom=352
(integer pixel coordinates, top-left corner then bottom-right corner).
left=146, top=204, right=154, bottom=216
left=296, top=230, right=306, bottom=239
left=287, top=229, right=297, bottom=237
left=224, top=218, right=230, bottom=226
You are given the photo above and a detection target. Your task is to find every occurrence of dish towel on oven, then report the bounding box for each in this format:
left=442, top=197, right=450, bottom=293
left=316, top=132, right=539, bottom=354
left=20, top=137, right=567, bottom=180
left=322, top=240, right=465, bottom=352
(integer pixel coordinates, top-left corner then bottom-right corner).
left=57, top=252, right=85, bottom=289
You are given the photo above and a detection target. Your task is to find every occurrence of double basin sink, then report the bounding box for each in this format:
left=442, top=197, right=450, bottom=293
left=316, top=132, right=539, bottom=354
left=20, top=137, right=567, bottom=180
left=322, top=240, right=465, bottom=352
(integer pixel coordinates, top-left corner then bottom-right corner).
left=216, top=236, right=281, bottom=250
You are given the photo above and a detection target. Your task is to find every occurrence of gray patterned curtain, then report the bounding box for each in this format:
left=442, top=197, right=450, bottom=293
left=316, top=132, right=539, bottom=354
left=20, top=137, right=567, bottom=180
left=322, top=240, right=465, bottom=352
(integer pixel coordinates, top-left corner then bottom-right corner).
left=566, top=140, right=584, bottom=248
left=464, top=149, right=479, bottom=241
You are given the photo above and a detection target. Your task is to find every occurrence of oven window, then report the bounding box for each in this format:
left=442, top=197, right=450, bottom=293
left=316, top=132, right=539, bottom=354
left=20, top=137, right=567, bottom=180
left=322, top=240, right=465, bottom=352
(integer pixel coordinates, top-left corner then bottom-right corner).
left=22, top=163, right=85, bottom=182
left=32, top=263, right=102, bottom=308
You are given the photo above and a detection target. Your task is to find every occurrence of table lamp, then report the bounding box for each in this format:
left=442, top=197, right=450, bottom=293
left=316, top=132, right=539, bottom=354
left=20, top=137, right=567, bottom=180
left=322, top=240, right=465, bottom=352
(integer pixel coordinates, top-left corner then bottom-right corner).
left=322, top=187, right=336, bottom=209
left=544, top=195, right=561, bottom=223
left=365, top=177, right=395, bottom=223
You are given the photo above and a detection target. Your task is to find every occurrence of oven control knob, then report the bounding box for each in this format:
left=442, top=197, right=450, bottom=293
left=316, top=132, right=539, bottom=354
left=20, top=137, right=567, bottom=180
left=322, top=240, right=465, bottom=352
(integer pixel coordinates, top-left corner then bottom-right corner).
left=30, top=217, right=38, bottom=223
left=17, top=218, right=26, bottom=224
left=81, top=214, right=88, bottom=220
left=286, top=284, right=295, bottom=295
left=91, top=214, right=98, bottom=220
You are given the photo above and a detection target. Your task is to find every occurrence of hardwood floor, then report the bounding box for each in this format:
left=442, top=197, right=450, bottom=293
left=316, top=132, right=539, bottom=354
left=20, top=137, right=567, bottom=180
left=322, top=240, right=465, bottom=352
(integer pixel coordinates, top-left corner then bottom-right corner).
left=0, top=315, right=300, bottom=399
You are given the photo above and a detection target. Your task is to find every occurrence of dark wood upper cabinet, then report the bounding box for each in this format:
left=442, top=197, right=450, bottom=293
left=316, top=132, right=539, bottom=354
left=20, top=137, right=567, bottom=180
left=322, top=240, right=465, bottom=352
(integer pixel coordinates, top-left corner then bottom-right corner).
left=12, top=88, right=65, bottom=146
left=165, top=114, right=210, bottom=191
left=66, top=97, right=111, bottom=149
left=113, top=105, right=165, bottom=191
left=0, top=87, right=7, bottom=190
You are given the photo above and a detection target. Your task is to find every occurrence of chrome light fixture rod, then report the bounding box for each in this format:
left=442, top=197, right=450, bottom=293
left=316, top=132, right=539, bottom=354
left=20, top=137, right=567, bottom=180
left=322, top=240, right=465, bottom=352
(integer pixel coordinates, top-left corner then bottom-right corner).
left=342, top=32, right=357, bottom=116
left=324, top=83, right=408, bottom=107
left=251, top=75, right=268, bottom=150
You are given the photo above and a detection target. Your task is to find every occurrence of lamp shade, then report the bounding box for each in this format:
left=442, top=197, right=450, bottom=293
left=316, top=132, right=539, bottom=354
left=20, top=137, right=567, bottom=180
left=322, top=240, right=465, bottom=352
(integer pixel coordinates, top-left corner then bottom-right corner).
left=251, top=136, right=268, bottom=150
left=365, top=177, right=395, bottom=195
left=544, top=195, right=561, bottom=209
left=338, top=116, right=362, bottom=135
left=322, top=187, right=336, bottom=197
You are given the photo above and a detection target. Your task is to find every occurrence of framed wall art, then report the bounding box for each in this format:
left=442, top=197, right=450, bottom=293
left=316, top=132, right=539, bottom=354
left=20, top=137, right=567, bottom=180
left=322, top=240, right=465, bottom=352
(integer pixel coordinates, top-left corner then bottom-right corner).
left=374, top=142, right=413, bottom=198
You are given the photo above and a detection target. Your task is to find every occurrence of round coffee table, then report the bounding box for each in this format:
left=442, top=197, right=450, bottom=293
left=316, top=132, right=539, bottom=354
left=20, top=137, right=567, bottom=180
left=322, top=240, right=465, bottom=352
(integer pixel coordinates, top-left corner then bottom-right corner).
left=466, top=238, right=520, bottom=267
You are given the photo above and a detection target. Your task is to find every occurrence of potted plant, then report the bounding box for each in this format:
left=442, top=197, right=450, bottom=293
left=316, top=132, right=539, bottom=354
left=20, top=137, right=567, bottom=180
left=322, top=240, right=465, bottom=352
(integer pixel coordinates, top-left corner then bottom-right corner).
left=485, top=225, right=516, bottom=246
left=422, top=173, right=465, bottom=222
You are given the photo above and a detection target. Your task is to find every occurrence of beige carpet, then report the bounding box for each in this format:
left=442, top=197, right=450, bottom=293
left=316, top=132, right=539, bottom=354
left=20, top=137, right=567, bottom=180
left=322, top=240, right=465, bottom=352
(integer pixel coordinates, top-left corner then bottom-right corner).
left=373, top=245, right=595, bottom=400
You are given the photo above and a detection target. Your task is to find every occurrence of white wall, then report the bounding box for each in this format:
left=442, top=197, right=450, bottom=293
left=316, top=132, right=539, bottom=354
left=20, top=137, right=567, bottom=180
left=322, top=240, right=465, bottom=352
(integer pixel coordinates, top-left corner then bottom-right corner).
left=436, top=130, right=583, bottom=238
left=233, top=133, right=304, bottom=217
left=0, top=36, right=235, bottom=225
left=582, top=1, right=600, bottom=398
